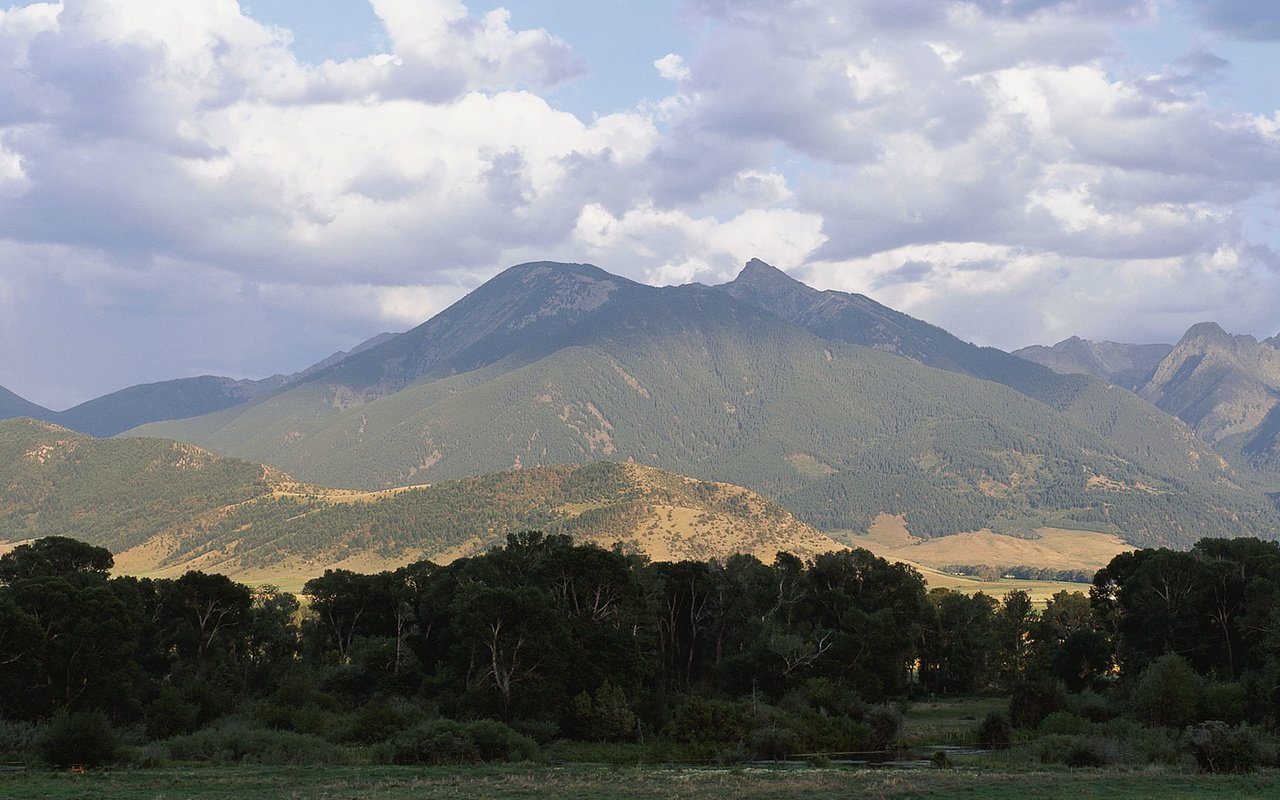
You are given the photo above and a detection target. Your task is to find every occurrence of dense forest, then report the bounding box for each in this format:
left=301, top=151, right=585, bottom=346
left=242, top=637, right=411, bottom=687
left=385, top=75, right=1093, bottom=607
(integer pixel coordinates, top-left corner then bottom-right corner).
left=3, top=533, right=1280, bottom=773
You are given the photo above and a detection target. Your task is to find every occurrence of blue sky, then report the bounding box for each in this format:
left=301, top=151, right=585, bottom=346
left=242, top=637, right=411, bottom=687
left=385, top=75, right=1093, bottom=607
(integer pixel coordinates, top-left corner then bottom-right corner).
left=1, top=0, right=1278, bottom=408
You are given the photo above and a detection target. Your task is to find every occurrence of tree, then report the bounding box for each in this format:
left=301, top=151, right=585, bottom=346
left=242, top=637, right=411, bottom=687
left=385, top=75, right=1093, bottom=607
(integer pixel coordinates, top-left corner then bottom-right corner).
left=0, top=537, right=113, bottom=584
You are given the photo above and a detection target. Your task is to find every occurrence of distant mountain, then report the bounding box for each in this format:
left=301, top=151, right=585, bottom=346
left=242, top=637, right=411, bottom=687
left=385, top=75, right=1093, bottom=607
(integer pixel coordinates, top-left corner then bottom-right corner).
left=720, top=259, right=1087, bottom=407
left=290, top=262, right=641, bottom=403
left=1137, top=322, right=1280, bottom=471
left=133, top=261, right=1280, bottom=548
left=1013, top=337, right=1172, bottom=391
left=0, top=385, right=53, bottom=421
left=55, top=376, right=275, bottom=438
left=0, top=331, right=401, bottom=437
left=0, top=419, right=840, bottom=585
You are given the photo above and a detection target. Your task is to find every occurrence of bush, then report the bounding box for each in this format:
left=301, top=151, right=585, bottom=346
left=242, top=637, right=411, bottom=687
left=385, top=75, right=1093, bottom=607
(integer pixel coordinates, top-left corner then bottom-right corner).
left=1095, top=718, right=1181, bottom=765
left=1201, top=683, right=1248, bottom=726
left=977, top=712, right=1012, bottom=750
left=865, top=704, right=904, bottom=751
left=749, top=726, right=796, bottom=760
left=1038, top=711, right=1089, bottom=736
left=145, top=685, right=201, bottom=740
left=34, top=710, right=120, bottom=768
left=386, top=720, right=537, bottom=765
left=1067, top=689, right=1117, bottom=723
left=1185, top=722, right=1261, bottom=774
left=665, top=697, right=751, bottom=745
left=0, top=719, right=37, bottom=758
left=1024, top=734, right=1120, bottom=767
left=159, top=722, right=344, bottom=765
left=1133, top=654, right=1199, bottom=729
left=1009, top=677, right=1067, bottom=727
left=337, top=696, right=428, bottom=744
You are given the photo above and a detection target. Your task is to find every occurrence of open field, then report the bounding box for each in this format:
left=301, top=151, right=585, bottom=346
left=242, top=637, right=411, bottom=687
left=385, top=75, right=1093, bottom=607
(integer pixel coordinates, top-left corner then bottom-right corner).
left=3, top=764, right=1277, bottom=800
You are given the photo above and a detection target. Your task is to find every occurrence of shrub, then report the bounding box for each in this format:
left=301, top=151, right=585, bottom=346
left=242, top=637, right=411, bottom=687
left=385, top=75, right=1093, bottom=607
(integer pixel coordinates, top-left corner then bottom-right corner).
left=1038, top=711, right=1089, bottom=736
left=1028, top=733, right=1123, bottom=767
left=749, top=726, right=796, bottom=760
left=977, top=712, right=1012, bottom=750
left=571, top=681, right=637, bottom=742
left=338, top=696, right=428, bottom=744
left=786, top=709, right=872, bottom=754
left=34, top=710, right=120, bottom=768
left=1009, top=677, right=1067, bottom=727
left=386, top=720, right=537, bottom=765
left=665, top=697, right=751, bottom=745
left=0, top=719, right=37, bottom=758
left=145, top=685, right=201, bottom=740
left=1095, top=718, right=1181, bottom=765
left=1133, top=654, right=1199, bottom=729
left=1185, top=722, right=1261, bottom=774
left=1201, top=683, right=1248, bottom=726
left=1067, top=689, right=1117, bottom=723
left=464, top=720, right=539, bottom=762
left=865, top=704, right=904, bottom=751
left=930, top=749, right=953, bottom=769
left=159, top=723, right=344, bottom=765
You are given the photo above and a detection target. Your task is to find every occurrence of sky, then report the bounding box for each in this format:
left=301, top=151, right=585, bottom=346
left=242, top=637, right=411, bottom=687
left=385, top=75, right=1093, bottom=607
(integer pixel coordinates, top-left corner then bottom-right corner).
left=0, top=0, right=1278, bottom=409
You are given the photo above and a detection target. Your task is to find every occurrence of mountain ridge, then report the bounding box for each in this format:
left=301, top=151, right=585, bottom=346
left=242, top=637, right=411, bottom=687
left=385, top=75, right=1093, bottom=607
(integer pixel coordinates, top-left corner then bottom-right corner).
left=130, top=260, right=1280, bottom=549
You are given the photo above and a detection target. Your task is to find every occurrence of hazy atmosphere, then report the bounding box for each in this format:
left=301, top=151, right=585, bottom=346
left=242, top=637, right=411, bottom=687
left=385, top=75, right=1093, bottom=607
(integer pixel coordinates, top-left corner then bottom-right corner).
left=1, top=0, right=1277, bottom=408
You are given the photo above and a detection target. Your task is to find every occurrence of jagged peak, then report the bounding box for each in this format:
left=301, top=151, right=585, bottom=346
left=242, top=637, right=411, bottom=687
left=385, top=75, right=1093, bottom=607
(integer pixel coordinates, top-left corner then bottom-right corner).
left=733, top=258, right=806, bottom=287
left=1179, top=321, right=1233, bottom=347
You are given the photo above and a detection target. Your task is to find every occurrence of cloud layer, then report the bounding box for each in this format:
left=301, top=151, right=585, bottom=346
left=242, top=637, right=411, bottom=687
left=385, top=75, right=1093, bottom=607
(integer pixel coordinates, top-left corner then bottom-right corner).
left=0, top=0, right=1277, bottom=406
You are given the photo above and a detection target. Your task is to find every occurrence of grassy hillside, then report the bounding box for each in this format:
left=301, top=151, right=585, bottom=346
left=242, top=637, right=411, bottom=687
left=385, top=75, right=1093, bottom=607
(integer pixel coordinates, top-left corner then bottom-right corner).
left=0, top=419, right=841, bottom=585
left=135, top=279, right=1280, bottom=548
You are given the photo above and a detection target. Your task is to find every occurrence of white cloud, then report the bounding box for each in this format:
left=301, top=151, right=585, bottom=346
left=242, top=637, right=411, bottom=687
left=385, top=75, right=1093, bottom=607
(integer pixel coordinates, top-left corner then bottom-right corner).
left=1, top=0, right=1278, bottom=404
left=654, top=53, right=689, bottom=82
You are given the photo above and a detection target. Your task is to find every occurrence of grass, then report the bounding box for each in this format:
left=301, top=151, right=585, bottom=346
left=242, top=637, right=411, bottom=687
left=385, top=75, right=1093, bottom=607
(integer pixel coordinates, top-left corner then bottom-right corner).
left=2, top=764, right=1277, bottom=800
left=900, top=695, right=1008, bottom=746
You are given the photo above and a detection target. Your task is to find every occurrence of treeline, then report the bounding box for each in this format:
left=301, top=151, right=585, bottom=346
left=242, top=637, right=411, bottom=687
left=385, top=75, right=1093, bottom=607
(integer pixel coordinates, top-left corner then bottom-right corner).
left=3, top=534, right=1280, bottom=772
left=940, top=565, right=1094, bottom=583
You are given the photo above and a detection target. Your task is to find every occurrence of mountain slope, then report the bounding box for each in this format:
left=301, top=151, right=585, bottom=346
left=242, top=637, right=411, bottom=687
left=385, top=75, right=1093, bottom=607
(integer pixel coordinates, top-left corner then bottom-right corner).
left=719, top=259, right=1088, bottom=407
left=0, top=419, right=839, bottom=584
left=0, top=331, right=402, bottom=438
left=55, top=376, right=273, bottom=438
left=0, top=385, right=53, bottom=421
left=1138, top=322, right=1280, bottom=471
left=1013, top=337, right=1172, bottom=391
left=133, top=264, right=1279, bottom=549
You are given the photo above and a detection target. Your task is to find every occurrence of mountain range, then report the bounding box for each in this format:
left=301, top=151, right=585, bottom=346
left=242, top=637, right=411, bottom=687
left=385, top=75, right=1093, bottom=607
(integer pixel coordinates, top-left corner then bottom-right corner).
left=0, top=332, right=397, bottom=438
left=5, top=259, right=1279, bottom=553
left=1018, top=324, right=1280, bottom=475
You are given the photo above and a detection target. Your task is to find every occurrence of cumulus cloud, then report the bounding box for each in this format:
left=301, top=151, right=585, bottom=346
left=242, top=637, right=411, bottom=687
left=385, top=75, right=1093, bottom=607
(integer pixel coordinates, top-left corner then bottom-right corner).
left=0, top=0, right=1278, bottom=405
left=661, top=0, right=1280, bottom=344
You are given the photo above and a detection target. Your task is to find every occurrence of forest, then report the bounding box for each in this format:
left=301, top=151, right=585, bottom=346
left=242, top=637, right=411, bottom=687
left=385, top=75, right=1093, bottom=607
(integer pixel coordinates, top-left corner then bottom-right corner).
left=2, top=533, right=1279, bottom=776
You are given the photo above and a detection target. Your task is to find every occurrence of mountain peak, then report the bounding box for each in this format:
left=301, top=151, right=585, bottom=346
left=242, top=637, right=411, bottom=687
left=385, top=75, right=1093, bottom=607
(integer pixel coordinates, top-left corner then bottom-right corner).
left=733, top=258, right=807, bottom=289
left=1177, top=321, right=1256, bottom=350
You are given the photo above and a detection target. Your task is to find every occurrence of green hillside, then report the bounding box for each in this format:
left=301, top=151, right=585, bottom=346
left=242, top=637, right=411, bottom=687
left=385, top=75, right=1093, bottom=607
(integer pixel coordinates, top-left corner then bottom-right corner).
left=132, top=268, right=1280, bottom=549
left=0, top=419, right=839, bottom=583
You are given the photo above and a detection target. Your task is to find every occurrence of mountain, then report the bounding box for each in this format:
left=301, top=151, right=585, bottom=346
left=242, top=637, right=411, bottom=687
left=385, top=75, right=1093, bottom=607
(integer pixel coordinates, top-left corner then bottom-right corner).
left=1137, top=322, right=1280, bottom=471
left=720, top=259, right=1088, bottom=406
left=132, top=261, right=1280, bottom=549
left=55, top=375, right=278, bottom=438
left=0, top=418, right=840, bottom=586
left=1013, top=337, right=1172, bottom=391
left=0, top=331, right=402, bottom=438
left=0, top=385, right=53, bottom=421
